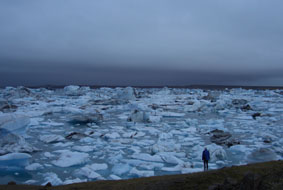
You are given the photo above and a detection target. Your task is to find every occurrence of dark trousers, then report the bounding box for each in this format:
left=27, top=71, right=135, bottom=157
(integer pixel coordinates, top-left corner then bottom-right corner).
left=203, top=160, right=208, bottom=171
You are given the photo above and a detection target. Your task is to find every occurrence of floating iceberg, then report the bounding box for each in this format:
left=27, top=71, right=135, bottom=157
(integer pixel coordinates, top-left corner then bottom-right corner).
left=127, top=110, right=149, bottom=123
left=40, top=134, right=65, bottom=143
left=0, top=128, right=37, bottom=155
left=25, top=163, right=44, bottom=171
left=0, top=113, right=30, bottom=134
left=42, top=172, right=63, bottom=186
left=52, top=151, right=89, bottom=167
left=0, top=153, right=31, bottom=168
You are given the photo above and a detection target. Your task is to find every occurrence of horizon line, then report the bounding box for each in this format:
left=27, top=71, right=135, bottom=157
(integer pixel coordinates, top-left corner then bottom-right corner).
left=1, top=84, right=283, bottom=90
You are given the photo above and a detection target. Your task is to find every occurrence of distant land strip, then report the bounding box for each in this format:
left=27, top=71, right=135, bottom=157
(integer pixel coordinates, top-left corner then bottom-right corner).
left=1, top=84, right=283, bottom=90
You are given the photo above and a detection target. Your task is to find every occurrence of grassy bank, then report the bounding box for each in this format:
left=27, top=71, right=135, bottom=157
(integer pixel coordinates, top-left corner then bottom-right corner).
left=1, top=160, right=283, bottom=190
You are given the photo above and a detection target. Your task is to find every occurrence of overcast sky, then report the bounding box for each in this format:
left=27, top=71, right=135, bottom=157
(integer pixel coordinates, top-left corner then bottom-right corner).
left=1, top=0, right=283, bottom=86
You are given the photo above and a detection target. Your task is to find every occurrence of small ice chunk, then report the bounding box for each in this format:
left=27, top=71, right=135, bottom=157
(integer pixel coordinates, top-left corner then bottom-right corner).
left=129, top=167, right=154, bottom=177
left=109, top=174, right=121, bottom=180
left=44, top=152, right=55, bottom=158
left=104, top=132, right=120, bottom=139
left=74, top=166, right=102, bottom=179
left=127, top=110, right=149, bottom=123
left=42, top=172, right=62, bottom=186
left=124, top=159, right=164, bottom=170
left=229, top=145, right=251, bottom=155
left=41, top=121, right=64, bottom=126
left=133, top=139, right=155, bottom=146
left=122, top=131, right=145, bottom=138
left=111, top=164, right=131, bottom=176
left=161, top=112, right=185, bottom=117
left=53, top=142, right=74, bottom=147
left=151, top=141, right=181, bottom=154
left=0, top=113, right=30, bottom=133
left=72, top=146, right=95, bottom=152
left=24, top=180, right=37, bottom=184
left=52, top=151, right=89, bottom=167
left=40, top=134, right=65, bottom=143
left=207, top=144, right=227, bottom=161
left=63, top=178, right=87, bottom=185
left=182, top=127, right=197, bottom=133
left=158, top=132, right=173, bottom=140
left=115, top=87, right=136, bottom=100
left=161, top=165, right=182, bottom=172
left=181, top=167, right=203, bottom=174
left=64, top=85, right=81, bottom=96
left=29, top=118, right=43, bottom=126
left=0, top=153, right=31, bottom=167
left=64, top=85, right=80, bottom=91
left=211, top=148, right=227, bottom=161
left=88, top=163, right=108, bottom=171
left=0, top=128, right=37, bottom=155
left=131, top=153, right=163, bottom=162
left=148, top=115, right=162, bottom=123
left=80, top=137, right=95, bottom=143
left=25, top=163, right=43, bottom=171
left=158, top=153, right=184, bottom=165
left=216, top=160, right=226, bottom=167
left=184, top=100, right=201, bottom=112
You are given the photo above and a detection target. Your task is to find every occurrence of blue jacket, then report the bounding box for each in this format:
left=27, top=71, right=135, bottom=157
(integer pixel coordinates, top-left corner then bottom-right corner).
left=202, top=149, right=210, bottom=161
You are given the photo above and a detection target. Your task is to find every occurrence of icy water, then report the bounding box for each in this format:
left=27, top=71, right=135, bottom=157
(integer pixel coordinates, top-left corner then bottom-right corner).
left=0, top=86, right=283, bottom=185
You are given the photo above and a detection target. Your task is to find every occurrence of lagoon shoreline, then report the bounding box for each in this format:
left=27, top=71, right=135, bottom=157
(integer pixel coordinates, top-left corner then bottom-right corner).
left=1, top=160, right=283, bottom=190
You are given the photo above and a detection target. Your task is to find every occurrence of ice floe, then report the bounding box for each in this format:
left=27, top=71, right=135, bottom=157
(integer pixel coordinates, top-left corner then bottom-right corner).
left=52, top=150, right=89, bottom=167
left=0, top=153, right=31, bottom=167
left=74, top=166, right=102, bottom=179
left=0, top=128, right=37, bottom=155
left=0, top=113, right=30, bottom=134
left=129, top=167, right=154, bottom=177
left=25, top=163, right=44, bottom=171
left=42, top=172, right=63, bottom=186
left=40, top=134, right=65, bottom=143
left=111, top=164, right=131, bottom=176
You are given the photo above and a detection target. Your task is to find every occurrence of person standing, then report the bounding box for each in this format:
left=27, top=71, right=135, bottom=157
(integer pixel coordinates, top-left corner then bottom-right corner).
left=202, top=147, right=210, bottom=171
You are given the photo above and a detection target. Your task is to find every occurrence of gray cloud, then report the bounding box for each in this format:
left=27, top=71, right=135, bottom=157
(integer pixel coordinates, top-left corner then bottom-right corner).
left=1, top=61, right=283, bottom=87
left=0, top=0, right=283, bottom=86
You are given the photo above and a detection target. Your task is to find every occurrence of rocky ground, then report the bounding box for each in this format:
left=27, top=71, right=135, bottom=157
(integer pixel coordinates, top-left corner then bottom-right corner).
left=1, top=160, right=283, bottom=190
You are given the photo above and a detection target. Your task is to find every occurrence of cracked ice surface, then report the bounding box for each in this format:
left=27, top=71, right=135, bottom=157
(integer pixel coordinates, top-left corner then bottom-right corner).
left=0, top=86, right=283, bottom=185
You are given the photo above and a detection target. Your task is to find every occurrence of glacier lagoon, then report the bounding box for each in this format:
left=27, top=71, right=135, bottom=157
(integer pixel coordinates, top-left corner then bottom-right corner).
left=0, top=86, right=283, bottom=185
